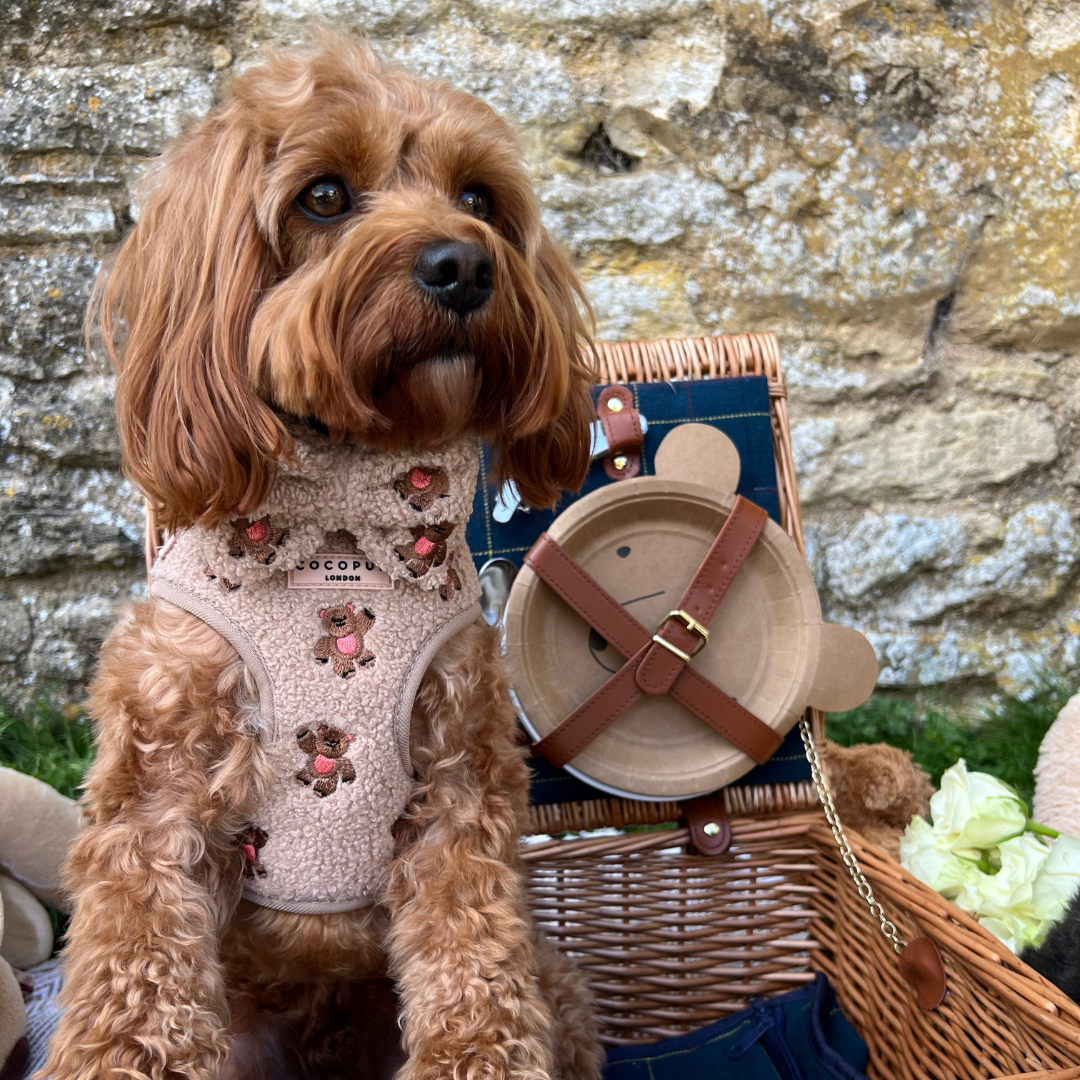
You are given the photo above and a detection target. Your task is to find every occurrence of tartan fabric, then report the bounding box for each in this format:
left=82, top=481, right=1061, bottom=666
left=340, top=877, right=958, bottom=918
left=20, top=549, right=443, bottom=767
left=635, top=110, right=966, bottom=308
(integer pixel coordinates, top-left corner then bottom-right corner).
left=465, top=375, right=811, bottom=801
left=466, top=376, right=781, bottom=570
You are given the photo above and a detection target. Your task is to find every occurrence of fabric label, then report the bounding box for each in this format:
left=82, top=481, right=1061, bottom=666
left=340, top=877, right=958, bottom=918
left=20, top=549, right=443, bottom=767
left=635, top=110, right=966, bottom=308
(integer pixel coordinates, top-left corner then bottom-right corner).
left=288, top=552, right=393, bottom=591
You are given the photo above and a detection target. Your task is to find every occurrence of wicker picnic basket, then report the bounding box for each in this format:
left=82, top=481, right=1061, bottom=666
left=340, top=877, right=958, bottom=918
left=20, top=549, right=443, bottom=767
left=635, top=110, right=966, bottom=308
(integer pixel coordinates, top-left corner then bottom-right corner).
left=520, top=333, right=1080, bottom=1080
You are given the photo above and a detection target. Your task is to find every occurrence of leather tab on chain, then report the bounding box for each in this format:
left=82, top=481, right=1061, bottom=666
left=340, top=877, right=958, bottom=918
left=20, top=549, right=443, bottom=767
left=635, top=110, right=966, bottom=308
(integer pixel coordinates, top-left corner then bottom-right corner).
left=597, top=386, right=643, bottom=481
left=898, top=937, right=947, bottom=1010
left=683, top=794, right=732, bottom=856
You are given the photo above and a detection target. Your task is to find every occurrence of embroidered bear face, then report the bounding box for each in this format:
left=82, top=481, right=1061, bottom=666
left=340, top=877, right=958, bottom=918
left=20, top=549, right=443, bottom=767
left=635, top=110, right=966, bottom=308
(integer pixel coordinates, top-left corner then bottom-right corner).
left=394, top=467, right=450, bottom=512
left=229, top=516, right=289, bottom=565
left=237, top=825, right=268, bottom=879
left=439, top=551, right=462, bottom=602
left=296, top=725, right=357, bottom=797
left=314, top=603, right=376, bottom=678
left=395, top=522, right=455, bottom=578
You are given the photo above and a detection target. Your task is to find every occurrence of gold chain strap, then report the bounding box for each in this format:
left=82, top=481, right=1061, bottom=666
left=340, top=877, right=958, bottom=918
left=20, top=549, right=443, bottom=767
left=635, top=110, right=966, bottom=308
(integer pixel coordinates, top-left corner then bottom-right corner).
left=799, top=716, right=906, bottom=954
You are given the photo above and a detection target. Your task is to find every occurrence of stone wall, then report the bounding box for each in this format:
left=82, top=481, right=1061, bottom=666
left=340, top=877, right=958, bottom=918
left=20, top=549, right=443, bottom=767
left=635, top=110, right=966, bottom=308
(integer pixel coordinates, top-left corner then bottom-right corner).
left=3, top=0, right=1080, bottom=705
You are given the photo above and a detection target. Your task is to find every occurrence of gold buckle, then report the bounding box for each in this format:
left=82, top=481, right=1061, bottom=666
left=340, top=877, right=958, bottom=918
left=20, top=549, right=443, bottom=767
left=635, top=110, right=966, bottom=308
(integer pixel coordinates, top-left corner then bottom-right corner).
left=651, top=609, right=709, bottom=664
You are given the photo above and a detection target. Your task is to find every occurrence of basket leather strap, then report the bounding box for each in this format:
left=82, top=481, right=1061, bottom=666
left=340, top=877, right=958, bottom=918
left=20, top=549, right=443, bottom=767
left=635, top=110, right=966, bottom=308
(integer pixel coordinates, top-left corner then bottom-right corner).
left=682, top=793, right=732, bottom=856
left=526, top=531, right=782, bottom=768
left=597, top=386, right=643, bottom=480
left=637, top=496, right=768, bottom=696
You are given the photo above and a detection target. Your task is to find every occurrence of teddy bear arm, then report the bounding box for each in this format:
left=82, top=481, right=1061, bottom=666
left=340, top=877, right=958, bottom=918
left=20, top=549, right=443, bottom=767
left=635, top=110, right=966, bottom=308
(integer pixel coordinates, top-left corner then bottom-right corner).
left=313, top=637, right=333, bottom=661
left=0, top=767, right=81, bottom=913
left=338, top=759, right=357, bottom=783
left=0, top=873, right=54, bottom=969
left=296, top=764, right=317, bottom=785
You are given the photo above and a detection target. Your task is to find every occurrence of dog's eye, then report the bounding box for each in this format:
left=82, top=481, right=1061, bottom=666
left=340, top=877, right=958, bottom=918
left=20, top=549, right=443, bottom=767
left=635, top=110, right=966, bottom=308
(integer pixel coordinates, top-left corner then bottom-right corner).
left=298, top=178, right=351, bottom=220
left=458, top=188, right=492, bottom=221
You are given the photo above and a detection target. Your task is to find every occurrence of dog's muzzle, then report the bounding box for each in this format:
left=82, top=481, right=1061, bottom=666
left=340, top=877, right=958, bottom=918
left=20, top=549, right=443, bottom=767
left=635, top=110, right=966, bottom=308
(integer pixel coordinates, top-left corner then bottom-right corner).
left=413, top=240, right=494, bottom=316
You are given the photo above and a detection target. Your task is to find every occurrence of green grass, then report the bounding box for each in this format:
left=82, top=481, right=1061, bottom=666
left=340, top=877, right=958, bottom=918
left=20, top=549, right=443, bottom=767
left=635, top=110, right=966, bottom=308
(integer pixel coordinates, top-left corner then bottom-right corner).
left=0, top=693, right=96, bottom=801
left=0, top=683, right=1069, bottom=817
left=826, top=683, right=1074, bottom=811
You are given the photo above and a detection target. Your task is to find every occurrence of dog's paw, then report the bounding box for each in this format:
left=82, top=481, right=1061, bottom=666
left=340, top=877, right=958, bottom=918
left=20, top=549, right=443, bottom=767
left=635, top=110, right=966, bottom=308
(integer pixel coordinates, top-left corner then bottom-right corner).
left=397, top=1050, right=553, bottom=1080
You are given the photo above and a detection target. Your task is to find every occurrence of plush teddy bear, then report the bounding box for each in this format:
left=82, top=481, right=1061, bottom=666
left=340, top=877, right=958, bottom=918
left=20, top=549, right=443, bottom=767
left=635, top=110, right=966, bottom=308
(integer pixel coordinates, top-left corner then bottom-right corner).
left=821, top=740, right=934, bottom=860
left=0, top=766, right=81, bottom=1080
left=1033, top=692, right=1080, bottom=836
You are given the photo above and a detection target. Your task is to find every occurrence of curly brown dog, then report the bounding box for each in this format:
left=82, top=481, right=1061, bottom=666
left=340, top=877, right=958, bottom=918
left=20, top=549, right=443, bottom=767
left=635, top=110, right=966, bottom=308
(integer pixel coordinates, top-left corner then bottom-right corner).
left=46, top=33, right=600, bottom=1080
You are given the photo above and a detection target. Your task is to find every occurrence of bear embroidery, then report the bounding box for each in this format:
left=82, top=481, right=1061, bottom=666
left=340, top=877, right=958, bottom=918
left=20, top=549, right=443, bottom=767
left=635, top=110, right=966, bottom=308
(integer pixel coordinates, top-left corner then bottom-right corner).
left=394, top=467, right=450, bottom=512
left=237, top=825, right=268, bottom=879
left=204, top=565, right=240, bottom=593
left=394, top=522, right=455, bottom=578
left=296, top=725, right=357, bottom=797
left=439, top=552, right=462, bottom=602
left=314, top=604, right=376, bottom=678
left=229, top=516, right=289, bottom=565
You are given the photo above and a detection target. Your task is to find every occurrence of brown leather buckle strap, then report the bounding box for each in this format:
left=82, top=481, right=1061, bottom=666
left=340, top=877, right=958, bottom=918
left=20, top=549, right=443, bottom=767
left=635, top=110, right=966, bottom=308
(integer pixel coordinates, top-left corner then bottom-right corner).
left=525, top=526, right=782, bottom=769
left=637, top=496, right=768, bottom=697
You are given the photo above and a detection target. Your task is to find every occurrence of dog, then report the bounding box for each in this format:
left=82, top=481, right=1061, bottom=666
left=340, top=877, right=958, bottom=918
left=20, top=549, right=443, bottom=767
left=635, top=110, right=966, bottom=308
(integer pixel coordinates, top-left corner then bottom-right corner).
left=44, top=33, right=601, bottom=1080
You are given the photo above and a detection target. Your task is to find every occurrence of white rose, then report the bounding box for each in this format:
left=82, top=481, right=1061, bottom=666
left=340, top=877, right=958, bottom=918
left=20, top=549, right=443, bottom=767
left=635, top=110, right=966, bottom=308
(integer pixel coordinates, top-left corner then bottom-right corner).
left=953, top=833, right=1050, bottom=918
left=900, top=815, right=981, bottom=898
left=978, top=911, right=1044, bottom=954
left=1032, top=833, right=1080, bottom=925
left=930, top=760, right=1029, bottom=851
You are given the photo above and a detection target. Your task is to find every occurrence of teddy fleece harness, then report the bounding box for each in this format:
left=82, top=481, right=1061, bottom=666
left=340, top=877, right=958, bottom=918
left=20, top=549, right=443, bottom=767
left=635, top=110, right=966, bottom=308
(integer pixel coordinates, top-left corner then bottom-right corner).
left=149, top=435, right=482, bottom=914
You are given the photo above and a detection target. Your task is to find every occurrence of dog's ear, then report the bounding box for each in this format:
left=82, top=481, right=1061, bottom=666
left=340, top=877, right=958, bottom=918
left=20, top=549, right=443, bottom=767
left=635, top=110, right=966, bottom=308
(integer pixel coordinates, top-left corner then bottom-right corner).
left=492, top=232, right=595, bottom=510
left=89, top=105, right=286, bottom=532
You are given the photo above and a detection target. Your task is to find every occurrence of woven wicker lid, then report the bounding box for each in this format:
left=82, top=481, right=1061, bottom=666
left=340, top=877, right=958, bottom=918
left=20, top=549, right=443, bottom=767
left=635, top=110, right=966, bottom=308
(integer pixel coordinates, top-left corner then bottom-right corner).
left=504, top=424, right=877, bottom=800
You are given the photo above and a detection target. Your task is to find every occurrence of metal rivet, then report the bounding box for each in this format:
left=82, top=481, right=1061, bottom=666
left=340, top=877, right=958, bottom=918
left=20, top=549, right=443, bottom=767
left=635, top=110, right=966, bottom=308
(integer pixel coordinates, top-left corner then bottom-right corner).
left=607, top=398, right=624, bottom=412
left=702, top=821, right=720, bottom=837
left=613, top=455, right=628, bottom=471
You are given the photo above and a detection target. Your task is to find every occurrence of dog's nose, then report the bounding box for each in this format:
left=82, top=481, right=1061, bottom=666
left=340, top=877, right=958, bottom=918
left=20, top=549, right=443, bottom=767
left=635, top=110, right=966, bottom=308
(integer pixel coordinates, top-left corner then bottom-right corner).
left=413, top=240, right=494, bottom=316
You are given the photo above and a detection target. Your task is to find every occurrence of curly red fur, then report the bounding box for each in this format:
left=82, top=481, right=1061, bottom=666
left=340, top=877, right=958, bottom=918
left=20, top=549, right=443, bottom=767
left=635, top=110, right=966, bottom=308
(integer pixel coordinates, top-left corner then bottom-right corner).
left=54, top=30, right=600, bottom=1080
left=91, top=33, right=593, bottom=533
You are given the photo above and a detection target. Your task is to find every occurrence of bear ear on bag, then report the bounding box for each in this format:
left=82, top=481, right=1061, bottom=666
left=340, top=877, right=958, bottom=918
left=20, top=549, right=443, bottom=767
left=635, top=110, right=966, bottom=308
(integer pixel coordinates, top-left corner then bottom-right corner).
left=653, top=423, right=741, bottom=493
left=808, top=625, right=879, bottom=713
